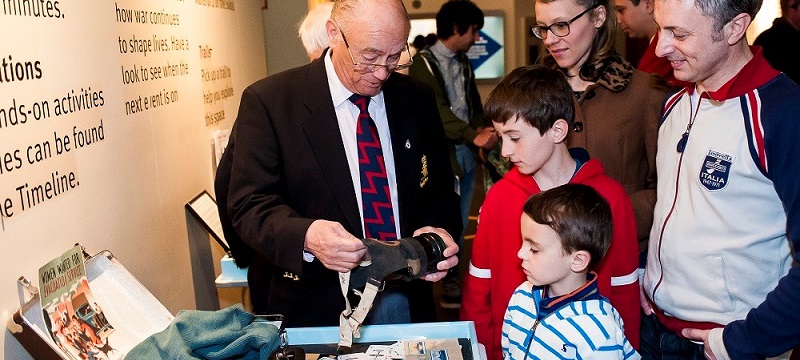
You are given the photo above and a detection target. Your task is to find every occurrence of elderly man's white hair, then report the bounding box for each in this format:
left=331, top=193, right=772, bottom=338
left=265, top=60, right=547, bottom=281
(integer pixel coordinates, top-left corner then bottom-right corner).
left=298, top=2, right=334, bottom=60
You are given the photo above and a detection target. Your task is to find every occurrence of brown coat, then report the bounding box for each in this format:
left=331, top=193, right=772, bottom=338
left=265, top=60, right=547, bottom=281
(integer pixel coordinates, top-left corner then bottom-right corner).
left=568, top=57, right=670, bottom=241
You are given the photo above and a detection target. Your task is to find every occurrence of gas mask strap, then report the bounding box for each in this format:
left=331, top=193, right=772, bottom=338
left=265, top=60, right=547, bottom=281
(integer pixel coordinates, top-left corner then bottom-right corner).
left=338, top=271, right=354, bottom=347
left=348, top=278, right=381, bottom=338
left=338, top=272, right=382, bottom=348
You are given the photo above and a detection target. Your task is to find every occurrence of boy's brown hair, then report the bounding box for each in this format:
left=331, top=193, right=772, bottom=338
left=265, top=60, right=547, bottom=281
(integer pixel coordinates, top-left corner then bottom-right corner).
left=523, top=183, right=612, bottom=270
left=484, top=65, right=574, bottom=135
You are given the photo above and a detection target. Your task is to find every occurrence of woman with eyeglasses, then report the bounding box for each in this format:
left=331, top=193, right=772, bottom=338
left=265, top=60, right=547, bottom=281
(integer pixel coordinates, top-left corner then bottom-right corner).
left=532, top=0, right=669, bottom=350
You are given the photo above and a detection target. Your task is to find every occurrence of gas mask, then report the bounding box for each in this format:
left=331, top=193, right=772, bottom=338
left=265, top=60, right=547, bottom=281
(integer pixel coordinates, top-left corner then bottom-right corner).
left=338, top=233, right=448, bottom=348
left=348, top=232, right=447, bottom=291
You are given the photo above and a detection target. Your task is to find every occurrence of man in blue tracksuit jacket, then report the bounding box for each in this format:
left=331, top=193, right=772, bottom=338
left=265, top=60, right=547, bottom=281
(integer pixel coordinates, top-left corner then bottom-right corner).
left=641, top=0, right=800, bottom=358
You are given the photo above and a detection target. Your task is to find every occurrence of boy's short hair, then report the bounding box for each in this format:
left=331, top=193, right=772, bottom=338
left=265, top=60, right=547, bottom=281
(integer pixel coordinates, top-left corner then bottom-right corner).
left=523, top=184, right=612, bottom=270
left=484, top=65, right=574, bottom=135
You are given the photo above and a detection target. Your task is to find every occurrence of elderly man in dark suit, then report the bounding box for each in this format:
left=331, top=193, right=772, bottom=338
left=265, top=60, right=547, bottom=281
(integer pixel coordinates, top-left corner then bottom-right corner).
left=217, top=0, right=461, bottom=328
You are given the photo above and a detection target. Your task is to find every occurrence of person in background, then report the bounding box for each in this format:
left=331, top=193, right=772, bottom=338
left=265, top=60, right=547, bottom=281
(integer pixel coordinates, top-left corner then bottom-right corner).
left=533, top=0, right=669, bottom=249
left=502, top=184, right=639, bottom=360
left=298, top=2, right=334, bottom=61
left=412, top=34, right=427, bottom=52
left=397, top=40, right=414, bottom=76
left=754, top=0, right=800, bottom=83
left=408, top=0, right=497, bottom=309
left=641, top=0, right=800, bottom=358
left=613, top=0, right=681, bottom=85
left=461, top=65, right=640, bottom=360
left=425, top=33, right=438, bottom=47
left=219, top=0, right=461, bottom=328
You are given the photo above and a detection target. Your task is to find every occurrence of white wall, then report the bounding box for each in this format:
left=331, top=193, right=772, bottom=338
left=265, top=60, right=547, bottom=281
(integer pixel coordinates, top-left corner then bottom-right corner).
left=1, top=0, right=266, bottom=358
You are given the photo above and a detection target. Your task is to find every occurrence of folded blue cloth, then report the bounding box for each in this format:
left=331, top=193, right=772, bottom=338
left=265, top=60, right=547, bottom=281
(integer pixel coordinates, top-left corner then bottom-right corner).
left=126, top=304, right=280, bottom=360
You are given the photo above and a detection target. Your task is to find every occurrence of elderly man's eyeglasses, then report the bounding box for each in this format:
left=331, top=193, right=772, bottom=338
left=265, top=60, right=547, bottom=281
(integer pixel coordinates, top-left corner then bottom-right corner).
left=530, top=4, right=601, bottom=40
left=339, top=29, right=413, bottom=73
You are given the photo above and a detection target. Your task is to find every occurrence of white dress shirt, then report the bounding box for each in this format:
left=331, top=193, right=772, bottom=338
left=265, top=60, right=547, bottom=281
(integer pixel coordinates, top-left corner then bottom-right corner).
left=324, top=51, right=401, bottom=239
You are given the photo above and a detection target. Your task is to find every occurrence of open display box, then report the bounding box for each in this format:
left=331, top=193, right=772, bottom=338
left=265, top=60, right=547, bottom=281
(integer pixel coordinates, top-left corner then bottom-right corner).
left=9, top=249, right=485, bottom=360
left=8, top=250, right=174, bottom=359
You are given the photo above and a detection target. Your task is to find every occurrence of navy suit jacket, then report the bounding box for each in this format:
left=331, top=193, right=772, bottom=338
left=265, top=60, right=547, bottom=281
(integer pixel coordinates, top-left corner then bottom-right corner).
left=218, top=52, right=461, bottom=327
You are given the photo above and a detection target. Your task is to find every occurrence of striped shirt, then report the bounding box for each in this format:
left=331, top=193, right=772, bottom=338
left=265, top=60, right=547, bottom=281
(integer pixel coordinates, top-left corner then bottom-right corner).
left=501, top=280, right=639, bottom=360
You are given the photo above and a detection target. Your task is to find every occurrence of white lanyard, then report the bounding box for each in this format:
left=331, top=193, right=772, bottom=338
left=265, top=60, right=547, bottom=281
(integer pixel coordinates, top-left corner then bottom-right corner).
left=338, top=271, right=381, bottom=348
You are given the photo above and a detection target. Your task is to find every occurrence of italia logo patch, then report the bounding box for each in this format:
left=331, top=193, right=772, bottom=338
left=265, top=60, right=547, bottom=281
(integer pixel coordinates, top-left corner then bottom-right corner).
left=699, top=149, right=733, bottom=190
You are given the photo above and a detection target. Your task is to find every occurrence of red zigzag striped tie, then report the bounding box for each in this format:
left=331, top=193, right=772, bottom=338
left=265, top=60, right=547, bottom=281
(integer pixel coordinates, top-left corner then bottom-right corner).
left=349, top=94, right=397, bottom=241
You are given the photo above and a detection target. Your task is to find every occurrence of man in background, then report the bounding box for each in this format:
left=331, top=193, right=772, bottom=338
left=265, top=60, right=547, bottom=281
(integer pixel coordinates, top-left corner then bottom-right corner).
left=754, top=0, right=800, bottom=83
left=614, top=0, right=680, bottom=85
left=408, top=0, right=497, bottom=309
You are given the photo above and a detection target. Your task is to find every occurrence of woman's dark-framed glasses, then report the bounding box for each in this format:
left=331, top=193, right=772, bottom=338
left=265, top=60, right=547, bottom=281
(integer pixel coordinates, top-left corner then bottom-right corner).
left=530, top=4, right=601, bottom=40
left=339, top=29, right=413, bottom=73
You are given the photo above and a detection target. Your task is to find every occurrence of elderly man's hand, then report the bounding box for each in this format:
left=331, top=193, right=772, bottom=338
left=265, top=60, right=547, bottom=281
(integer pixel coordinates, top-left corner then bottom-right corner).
left=413, top=226, right=459, bottom=282
left=304, top=220, right=366, bottom=272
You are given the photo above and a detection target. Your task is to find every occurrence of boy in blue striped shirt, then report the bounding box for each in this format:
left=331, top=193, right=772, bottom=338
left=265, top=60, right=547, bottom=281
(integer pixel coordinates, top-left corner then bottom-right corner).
left=501, top=184, right=639, bottom=360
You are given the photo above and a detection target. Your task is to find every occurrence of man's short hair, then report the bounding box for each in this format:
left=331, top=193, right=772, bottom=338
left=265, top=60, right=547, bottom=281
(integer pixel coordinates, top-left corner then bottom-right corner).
left=435, top=0, right=484, bottom=39
left=690, top=0, right=762, bottom=33
left=523, top=183, right=613, bottom=270
left=484, top=65, right=574, bottom=135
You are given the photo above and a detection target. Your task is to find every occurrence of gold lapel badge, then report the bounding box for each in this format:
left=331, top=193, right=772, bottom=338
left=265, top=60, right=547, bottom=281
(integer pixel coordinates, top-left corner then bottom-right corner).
left=420, top=155, right=429, bottom=188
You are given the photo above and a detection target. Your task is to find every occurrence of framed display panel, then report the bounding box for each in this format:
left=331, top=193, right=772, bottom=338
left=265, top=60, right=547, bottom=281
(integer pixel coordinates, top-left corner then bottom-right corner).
left=186, top=190, right=230, bottom=255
